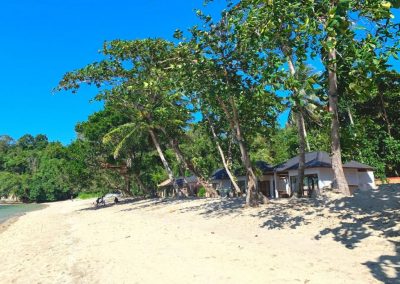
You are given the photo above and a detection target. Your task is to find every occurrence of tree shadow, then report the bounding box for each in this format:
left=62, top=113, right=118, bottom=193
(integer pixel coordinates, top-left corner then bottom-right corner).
left=75, top=185, right=399, bottom=282
left=118, top=196, right=211, bottom=212
left=363, top=240, right=400, bottom=284
left=314, top=184, right=400, bottom=283
left=176, top=197, right=245, bottom=218
left=255, top=197, right=327, bottom=229
left=78, top=197, right=145, bottom=211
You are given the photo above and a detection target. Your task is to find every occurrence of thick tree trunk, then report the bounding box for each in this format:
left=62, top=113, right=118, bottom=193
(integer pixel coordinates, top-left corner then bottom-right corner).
left=296, top=111, right=306, bottom=197
left=215, top=96, right=259, bottom=205
left=301, top=116, right=311, bottom=152
left=228, top=97, right=259, bottom=206
left=148, top=129, right=179, bottom=196
left=134, top=174, right=148, bottom=196
left=206, top=114, right=241, bottom=195
left=167, top=137, right=218, bottom=197
left=327, top=45, right=351, bottom=196
left=123, top=175, right=132, bottom=197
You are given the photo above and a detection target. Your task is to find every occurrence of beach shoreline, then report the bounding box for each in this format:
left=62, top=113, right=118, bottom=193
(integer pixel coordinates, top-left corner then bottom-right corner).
left=0, top=215, right=20, bottom=234
left=0, top=190, right=398, bottom=283
left=0, top=203, right=47, bottom=228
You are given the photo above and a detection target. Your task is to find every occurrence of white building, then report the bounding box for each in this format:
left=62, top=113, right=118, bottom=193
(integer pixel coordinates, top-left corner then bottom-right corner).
left=211, top=151, right=376, bottom=198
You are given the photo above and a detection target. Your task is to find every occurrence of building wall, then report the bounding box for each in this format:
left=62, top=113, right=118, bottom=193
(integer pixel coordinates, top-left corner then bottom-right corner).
left=289, top=167, right=375, bottom=190
left=212, top=167, right=377, bottom=197
left=288, top=168, right=324, bottom=190
left=358, top=171, right=376, bottom=189
left=344, top=168, right=359, bottom=186
left=212, top=179, right=232, bottom=190
left=313, top=168, right=332, bottom=189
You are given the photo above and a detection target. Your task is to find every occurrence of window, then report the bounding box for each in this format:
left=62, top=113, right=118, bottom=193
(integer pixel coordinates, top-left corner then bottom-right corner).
left=290, top=174, right=319, bottom=197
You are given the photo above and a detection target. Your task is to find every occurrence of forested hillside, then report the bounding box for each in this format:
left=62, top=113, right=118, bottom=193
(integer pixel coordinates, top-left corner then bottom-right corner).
left=1, top=0, right=399, bottom=203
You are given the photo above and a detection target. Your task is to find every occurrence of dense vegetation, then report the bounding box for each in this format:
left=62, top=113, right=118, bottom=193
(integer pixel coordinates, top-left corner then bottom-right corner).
left=1, top=0, right=399, bottom=204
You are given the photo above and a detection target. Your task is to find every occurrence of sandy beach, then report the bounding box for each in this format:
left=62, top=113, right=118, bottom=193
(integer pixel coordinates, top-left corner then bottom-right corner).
left=0, top=187, right=399, bottom=284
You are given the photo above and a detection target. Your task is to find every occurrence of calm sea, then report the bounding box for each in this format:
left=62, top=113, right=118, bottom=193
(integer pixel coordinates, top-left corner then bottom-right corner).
left=0, top=204, right=45, bottom=224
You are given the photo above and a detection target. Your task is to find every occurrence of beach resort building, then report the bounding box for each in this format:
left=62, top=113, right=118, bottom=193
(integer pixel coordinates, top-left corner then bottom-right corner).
left=211, top=151, right=376, bottom=198
left=157, top=175, right=201, bottom=197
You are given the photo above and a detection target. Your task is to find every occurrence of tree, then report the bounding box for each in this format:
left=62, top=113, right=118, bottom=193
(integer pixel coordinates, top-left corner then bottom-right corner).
left=220, top=0, right=399, bottom=196
left=183, top=9, right=282, bottom=205
left=57, top=39, right=218, bottom=197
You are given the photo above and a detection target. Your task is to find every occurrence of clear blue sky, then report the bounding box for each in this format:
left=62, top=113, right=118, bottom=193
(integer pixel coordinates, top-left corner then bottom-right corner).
left=0, top=0, right=227, bottom=144
left=1, top=2, right=398, bottom=145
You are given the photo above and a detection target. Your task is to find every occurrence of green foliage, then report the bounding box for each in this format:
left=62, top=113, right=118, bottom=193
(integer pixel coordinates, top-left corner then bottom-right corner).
left=197, top=186, right=206, bottom=197
left=77, top=192, right=101, bottom=200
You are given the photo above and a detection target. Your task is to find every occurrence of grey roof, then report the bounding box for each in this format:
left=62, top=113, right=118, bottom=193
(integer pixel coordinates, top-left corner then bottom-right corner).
left=210, top=152, right=374, bottom=180
left=275, top=151, right=332, bottom=172
left=343, top=161, right=374, bottom=170
left=211, top=161, right=274, bottom=180
left=274, top=151, right=374, bottom=172
left=255, top=161, right=275, bottom=174
left=211, top=168, right=230, bottom=180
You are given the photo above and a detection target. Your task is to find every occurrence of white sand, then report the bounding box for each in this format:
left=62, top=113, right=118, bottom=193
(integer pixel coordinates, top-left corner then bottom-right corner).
left=0, top=187, right=398, bottom=284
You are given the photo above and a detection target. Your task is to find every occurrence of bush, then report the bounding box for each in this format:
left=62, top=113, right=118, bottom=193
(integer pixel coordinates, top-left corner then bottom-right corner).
left=77, top=192, right=101, bottom=199
left=197, top=186, right=206, bottom=197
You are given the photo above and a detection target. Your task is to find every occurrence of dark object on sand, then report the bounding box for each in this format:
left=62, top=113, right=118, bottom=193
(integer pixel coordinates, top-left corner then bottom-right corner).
left=114, top=197, right=119, bottom=204
left=96, top=196, right=105, bottom=206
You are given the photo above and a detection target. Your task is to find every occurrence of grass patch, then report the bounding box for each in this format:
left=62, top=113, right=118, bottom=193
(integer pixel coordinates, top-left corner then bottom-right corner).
left=77, top=192, right=101, bottom=200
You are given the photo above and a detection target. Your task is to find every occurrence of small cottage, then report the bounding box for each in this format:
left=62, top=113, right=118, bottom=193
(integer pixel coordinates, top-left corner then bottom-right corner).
left=211, top=151, right=376, bottom=198
left=157, top=176, right=200, bottom=197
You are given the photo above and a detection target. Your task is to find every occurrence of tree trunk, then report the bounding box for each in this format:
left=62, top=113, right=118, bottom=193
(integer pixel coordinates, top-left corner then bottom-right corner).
left=134, top=174, right=149, bottom=196
left=173, top=151, right=189, bottom=197
left=205, top=114, right=241, bottom=195
left=347, top=106, right=355, bottom=126
left=123, top=174, right=132, bottom=197
left=301, top=115, right=311, bottom=152
left=327, top=44, right=351, bottom=196
left=148, top=129, right=179, bottom=196
left=228, top=96, right=258, bottom=206
left=167, top=137, right=218, bottom=197
left=296, top=111, right=306, bottom=197
left=286, top=53, right=306, bottom=197
left=158, top=126, right=217, bottom=197
left=215, top=96, right=259, bottom=205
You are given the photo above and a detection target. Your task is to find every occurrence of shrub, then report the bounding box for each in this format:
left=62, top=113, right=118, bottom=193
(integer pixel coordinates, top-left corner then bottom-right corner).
left=77, top=192, right=101, bottom=199
left=197, top=186, right=206, bottom=197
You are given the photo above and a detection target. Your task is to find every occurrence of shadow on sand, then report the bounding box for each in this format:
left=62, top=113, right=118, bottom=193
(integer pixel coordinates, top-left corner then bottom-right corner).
left=77, top=184, right=399, bottom=283
left=78, top=197, right=145, bottom=211
left=314, top=185, right=400, bottom=284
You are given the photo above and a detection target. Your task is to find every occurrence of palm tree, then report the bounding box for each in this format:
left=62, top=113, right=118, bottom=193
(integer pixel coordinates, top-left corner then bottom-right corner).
left=286, top=64, right=323, bottom=197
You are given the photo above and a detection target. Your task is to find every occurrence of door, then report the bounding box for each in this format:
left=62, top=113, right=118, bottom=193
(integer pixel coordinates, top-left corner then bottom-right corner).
left=258, top=180, right=271, bottom=197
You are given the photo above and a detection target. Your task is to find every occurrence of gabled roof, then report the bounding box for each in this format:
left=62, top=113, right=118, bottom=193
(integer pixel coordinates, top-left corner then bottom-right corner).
left=275, top=151, right=332, bottom=172
left=255, top=161, right=275, bottom=174
left=343, top=160, right=374, bottom=170
left=211, top=161, right=274, bottom=180
left=211, top=168, right=230, bottom=180
left=210, top=152, right=374, bottom=181
left=275, top=151, right=374, bottom=172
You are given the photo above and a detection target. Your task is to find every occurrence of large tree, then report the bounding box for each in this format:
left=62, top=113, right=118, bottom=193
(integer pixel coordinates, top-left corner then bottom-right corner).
left=57, top=39, right=218, bottom=196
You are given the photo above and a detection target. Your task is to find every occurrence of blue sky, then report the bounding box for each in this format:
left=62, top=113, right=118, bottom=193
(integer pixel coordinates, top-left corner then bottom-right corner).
left=0, top=0, right=227, bottom=144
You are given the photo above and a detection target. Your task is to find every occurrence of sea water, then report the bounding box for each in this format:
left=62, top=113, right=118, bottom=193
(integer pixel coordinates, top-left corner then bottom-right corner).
left=0, top=204, right=44, bottom=224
